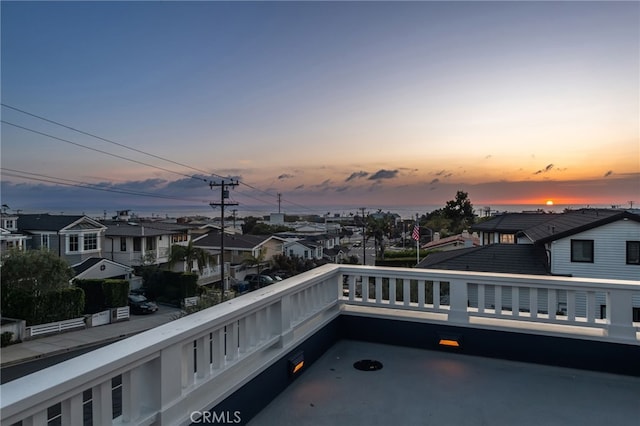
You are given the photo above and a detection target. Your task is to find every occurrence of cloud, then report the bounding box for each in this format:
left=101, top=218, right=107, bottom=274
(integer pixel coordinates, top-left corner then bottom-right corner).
left=485, top=155, right=492, bottom=160
left=429, top=178, right=440, bottom=185
left=278, top=173, right=294, bottom=180
left=534, top=164, right=554, bottom=175
left=294, top=184, right=305, bottom=190
left=346, top=171, right=369, bottom=182
left=604, top=170, right=613, bottom=177
left=368, top=169, right=398, bottom=180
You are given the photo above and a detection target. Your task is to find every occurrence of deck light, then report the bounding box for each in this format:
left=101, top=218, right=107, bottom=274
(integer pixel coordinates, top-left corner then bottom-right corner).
left=437, top=333, right=462, bottom=349
left=288, top=351, right=305, bottom=376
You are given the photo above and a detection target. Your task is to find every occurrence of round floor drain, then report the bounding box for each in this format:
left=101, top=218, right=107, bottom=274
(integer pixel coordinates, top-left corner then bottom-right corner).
left=353, top=359, right=383, bottom=371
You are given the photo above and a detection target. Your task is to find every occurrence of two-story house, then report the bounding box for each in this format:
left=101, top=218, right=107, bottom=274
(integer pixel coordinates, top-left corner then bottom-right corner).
left=101, top=220, right=192, bottom=267
left=429, top=208, right=639, bottom=280
left=193, top=232, right=285, bottom=283
left=1, top=213, right=27, bottom=251
left=419, top=208, right=640, bottom=320
left=17, top=214, right=107, bottom=265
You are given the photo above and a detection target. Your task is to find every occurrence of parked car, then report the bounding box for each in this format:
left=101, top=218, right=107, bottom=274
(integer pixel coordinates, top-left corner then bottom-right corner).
left=128, top=294, right=158, bottom=314
left=244, top=274, right=276, bottom=290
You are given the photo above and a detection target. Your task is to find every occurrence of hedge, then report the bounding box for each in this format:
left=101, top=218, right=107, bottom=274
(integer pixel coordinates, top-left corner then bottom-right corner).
left=1, top=287, right=85, bottom=326
left=75, top=279, right=129, bottom=313
left=142, top=270, right=198, bottom=306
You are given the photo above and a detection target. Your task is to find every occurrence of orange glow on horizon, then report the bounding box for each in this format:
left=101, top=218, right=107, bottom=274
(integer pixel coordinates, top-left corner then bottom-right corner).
left=546, top=200, right=554, bottom=206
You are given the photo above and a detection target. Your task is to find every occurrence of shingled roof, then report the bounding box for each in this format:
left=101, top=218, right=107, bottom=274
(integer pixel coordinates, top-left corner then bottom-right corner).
left=417, top=244, right=550, bottom=275
left=471, top=212, right=556, bottom=233
left=521, top=209, right=639, bottom=243
left=18, top=214, right=92, bottom=231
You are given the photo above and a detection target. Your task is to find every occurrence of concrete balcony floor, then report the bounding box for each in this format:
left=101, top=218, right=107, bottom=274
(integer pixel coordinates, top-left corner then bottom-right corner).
left=250, top=340, right=640, bottom=426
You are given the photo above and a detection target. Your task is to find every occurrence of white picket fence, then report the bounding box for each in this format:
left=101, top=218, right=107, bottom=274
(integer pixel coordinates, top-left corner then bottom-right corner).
left=26, top=317, right=86, bottom=338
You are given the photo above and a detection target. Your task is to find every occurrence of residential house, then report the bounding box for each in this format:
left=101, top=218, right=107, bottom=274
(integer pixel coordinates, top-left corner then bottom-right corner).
left=283, top=239, right=324, bottom=261
left=193, top=232, right=285, bottom=282
left=471, top=211, right=556, bottom=245
left=17, top=214, right=107, bottom=265
left=101, top=220, right=192, bottom=267
left=420, top=208, right=640, bottom=319
left=71, top=257, right=135, bottom=283
left=1, top=213, right=27, bottom=251
left=421, top=230, right=480, bottom=252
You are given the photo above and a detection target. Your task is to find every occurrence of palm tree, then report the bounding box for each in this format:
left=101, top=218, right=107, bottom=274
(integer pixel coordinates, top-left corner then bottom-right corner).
left=168, top=241, right=215, bottom=273
left=242, top=247, right=267, bottom=275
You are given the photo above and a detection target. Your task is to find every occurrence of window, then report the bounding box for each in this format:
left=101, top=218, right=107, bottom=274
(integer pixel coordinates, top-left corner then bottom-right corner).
left=571, top=239, right=594, bottom=263
left=41, top=234, right=49, bottom=249
left=5, top=219, right=14, bottom=229
left=69, top=234, right=79, bottom=252
left=133, top=237, right=142, bottom=252
left=626, top=241, right=640, bottom=265
left=146, top=236, right=155, bottom=250
left=83, top=233, right=98, bottom=251
left=500, top=234, right=515, bottom=244
left=120, top=237, right=127, bottom=251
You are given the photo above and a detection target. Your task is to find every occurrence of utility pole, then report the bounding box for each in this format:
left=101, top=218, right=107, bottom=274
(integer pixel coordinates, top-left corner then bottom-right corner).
left=359, top=207, right=367, bottom=265
left=210, top=179, right=238, bottom=297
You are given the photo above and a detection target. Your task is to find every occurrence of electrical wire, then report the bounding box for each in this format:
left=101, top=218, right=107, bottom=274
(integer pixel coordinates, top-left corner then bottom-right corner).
left=2, top=104, right=334, bottom=216
left=1, top=168, right=210, bottom=203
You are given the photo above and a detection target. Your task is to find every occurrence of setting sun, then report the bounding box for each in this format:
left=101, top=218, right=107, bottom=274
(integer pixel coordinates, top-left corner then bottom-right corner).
left=546, top=200, right=554, bottom=206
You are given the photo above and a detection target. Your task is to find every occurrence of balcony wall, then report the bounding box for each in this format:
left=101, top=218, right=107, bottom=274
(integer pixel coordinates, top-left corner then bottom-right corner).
left=1, top=264, right=639, bottom=426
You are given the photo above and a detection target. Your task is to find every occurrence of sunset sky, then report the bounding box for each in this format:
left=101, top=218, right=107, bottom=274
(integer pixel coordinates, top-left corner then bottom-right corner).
left=1, top=1, right=638, bottom=217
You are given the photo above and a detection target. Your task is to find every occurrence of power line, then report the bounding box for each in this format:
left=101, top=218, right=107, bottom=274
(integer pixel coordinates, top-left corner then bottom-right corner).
left=2, top=105, right=332, bottom=216
left=2, top=120, right=210, bottom=183
left=1, top=167, right=210, bottom=203
left=2, top=103, right=227, bottom=180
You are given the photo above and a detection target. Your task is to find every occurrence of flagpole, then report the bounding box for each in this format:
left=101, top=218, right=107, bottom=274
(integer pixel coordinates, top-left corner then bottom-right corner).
left=415, top=213, right=419, bottom=265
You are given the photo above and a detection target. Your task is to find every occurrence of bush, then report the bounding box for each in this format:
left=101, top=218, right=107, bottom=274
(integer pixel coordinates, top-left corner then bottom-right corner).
left=103, top=279, right=129, bottom=308
left=4, top=287, right=85, bottom=326
left=1, top=332, right=14, bottom=347
left=75, top=279, right=106, bottom=313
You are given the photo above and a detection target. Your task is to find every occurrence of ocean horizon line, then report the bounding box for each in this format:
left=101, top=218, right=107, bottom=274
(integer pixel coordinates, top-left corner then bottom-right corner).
left=7, top=202, right=625, bottom=221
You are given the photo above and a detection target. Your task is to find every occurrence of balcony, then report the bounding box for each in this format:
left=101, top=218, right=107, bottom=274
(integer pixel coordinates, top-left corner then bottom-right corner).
left=2, top=265, right=639, bottom=425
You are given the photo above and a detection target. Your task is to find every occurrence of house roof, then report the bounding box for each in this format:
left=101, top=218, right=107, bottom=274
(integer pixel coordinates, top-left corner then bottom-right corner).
left=101, top=220, right=190, bottom=237
left=471, top=212, right=556, bottom=233
left=72, top=257, right=133, bottom=277
left=18, top=214, right=104, bottom=232
left=522, top=209, right=639, bottom=243
left=416, top=244, right=550, bottom=275
left=194, top=232, right=274, bottom=250
left=423, top=233, right=480, bottom=249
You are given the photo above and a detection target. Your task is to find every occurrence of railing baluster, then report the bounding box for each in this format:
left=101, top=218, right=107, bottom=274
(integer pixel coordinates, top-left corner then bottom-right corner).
left=530, top=288, right=538, bottom=319
left=478, top=284, right=485, bottom=314
left=495, top=285, right=502, bottom=315
left=92, top=380, right=112, bottom=426
left=567, top=290, right=576, bottom=321
left=433, top=281, right=440, bottom=310
left=586, top=291, right=596, bottom=323
left=61, top=393, right=82, bottom=426
left=362, top=274, right=369, bottom=302
left=375, top=276, right=382, bottom=304
left=389, top=278, right=396, bottom=305
left=418, top=280, right=425, bottom=309
left=512, top=287, right=519, bottom=317
left=403, top=280, right=410, bottom=307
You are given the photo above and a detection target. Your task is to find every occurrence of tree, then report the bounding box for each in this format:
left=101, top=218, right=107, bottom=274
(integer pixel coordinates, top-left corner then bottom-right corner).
left=1, top=249, right=78, bottom=324
left=442, top=190, right=475, bottom=234
left=1, top=249, right=74, bottom=298
left=168, top=241, right=215, bottom=273
left=366, top=212, right=394, bottom=260
left=242, top=247, right=267, bottom=275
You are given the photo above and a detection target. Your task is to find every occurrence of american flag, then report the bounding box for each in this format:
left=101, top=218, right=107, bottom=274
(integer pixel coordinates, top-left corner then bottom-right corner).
left=412, top=224, right=420, bottom=241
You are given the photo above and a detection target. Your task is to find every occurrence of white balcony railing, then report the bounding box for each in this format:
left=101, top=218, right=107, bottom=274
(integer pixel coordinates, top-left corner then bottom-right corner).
left=2, top=265, right=638, bottom=425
